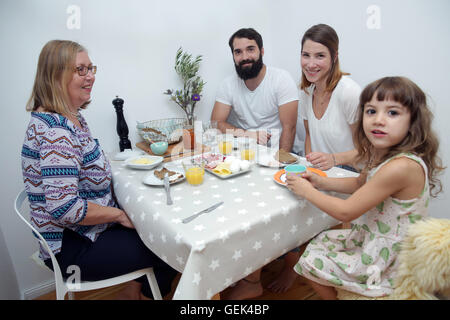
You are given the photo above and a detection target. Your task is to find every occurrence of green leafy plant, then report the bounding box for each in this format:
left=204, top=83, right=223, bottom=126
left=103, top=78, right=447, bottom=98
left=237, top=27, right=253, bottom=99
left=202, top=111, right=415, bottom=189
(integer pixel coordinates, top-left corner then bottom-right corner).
left=164, top=47, right=205, bottom=125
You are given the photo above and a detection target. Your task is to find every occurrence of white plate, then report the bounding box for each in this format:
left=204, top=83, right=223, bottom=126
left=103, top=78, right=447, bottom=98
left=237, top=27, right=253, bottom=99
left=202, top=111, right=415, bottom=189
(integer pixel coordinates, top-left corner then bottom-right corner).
left=142, top=167, right=185, bottom=186
left=256, top=152, right=298, bottom=168
left=205, top=165, right=252, bottom=179
left=125, top=155, right=163, bottom=170
left=113, top=150, right=145, bottom=161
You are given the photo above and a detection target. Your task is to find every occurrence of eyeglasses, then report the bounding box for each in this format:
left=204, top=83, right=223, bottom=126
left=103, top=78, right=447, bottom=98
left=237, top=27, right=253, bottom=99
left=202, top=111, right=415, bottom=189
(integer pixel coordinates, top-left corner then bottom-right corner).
left=74, top=65, right=97, bottom=76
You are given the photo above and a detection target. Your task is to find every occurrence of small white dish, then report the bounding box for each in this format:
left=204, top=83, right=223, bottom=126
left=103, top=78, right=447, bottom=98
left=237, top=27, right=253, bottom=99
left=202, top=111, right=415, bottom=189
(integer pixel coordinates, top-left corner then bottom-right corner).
left=113, top=150, right=145, bottom=161
left=142, top=168, right=185, bottom=186
left=125, top=155, right=163, bottom=170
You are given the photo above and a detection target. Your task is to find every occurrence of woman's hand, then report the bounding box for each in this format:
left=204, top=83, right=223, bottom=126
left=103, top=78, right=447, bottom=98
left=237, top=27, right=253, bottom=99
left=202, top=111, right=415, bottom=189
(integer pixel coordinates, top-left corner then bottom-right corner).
left=117, top=210, right=135, bottom=229
left=306, top=152, right=335, bottom=170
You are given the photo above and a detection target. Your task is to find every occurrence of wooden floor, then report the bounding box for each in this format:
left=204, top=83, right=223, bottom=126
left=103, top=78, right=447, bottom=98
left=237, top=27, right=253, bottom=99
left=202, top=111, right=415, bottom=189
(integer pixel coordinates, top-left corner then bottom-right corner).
left=35, top=259, right=320, bottom=300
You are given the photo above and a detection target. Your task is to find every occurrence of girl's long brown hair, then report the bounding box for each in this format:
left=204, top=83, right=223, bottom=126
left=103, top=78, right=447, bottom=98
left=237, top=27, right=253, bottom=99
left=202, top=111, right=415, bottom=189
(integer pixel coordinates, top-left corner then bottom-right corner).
left=300, top=24, right=349, bottom=93
left=354, top=77, right=444, bottom=197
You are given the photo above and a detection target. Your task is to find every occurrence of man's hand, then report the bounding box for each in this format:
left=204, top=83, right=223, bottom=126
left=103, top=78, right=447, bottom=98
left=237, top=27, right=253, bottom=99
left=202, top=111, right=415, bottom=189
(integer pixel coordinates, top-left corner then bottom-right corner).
left=246, top=130, right=272, bottom=145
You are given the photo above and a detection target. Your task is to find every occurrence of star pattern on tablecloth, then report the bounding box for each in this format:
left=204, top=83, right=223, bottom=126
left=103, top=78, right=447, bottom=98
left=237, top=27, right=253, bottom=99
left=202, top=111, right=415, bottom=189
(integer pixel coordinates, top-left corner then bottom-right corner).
left=232, top=250, right=242, bottom=261
left=174, top=233, right=183, bottom=243
left=176, top=255, right=185, bottom=266
left=109, top=157, right=351, bottom=300
left=238, top=209, right=248, bottom=215
left=241, top=222, right=251, bottom=233
left=262, top=214, right=271, bottom=224
left=217, top=216, right=228, bottom=223
left=257, top=202, right=267, bottom=207
left=194, top=224, right=205, bottom=231
left=209, top=259, right=220, bottom=271
left=253, top=241, right=262, bottom=250
left=272, top=233, right=280, bottom=242
left=193, top=273, right=202, bottom=285
left=219, top=230, right=229, bottom=242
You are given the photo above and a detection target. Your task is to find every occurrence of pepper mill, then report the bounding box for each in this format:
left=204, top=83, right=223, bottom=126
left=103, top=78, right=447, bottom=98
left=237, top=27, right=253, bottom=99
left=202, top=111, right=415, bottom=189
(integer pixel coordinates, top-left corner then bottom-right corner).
left=112, top=95, right=132, bottom=152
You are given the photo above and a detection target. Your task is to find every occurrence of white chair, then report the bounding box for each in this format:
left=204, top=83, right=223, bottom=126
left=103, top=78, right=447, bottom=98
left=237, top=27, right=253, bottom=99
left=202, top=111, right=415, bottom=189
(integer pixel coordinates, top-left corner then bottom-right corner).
left=14, top=189, right=162, bottom=300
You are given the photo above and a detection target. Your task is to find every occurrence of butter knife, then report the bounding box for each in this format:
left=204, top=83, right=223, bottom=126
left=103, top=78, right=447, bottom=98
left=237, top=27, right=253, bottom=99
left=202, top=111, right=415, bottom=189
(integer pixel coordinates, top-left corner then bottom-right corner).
left=163, top=173, right=173, bottom=205
left=182, top=201, right=224, bottom=224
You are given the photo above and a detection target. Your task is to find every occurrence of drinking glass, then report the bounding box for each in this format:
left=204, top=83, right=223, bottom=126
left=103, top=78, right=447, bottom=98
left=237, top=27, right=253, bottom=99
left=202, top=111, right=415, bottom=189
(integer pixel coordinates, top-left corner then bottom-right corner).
left=217, top=134, right=233, bottom=155
left=182, top=160, right=205, bottom=186
left=238, top=137, right=256, bottom=162
left=202, top=120, right=220, bottom=152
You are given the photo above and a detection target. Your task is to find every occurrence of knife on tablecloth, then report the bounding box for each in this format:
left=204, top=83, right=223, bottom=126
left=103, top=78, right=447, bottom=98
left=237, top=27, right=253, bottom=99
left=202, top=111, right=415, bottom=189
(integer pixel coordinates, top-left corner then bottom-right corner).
left=182, top=201, right=224, bottom=224
left=163, top=173, right=173, bottom=205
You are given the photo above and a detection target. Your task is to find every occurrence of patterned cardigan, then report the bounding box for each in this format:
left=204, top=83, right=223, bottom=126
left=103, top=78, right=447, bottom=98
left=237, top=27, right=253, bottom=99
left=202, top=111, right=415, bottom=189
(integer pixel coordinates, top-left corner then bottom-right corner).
left=21, top=112, right=116, bottom=260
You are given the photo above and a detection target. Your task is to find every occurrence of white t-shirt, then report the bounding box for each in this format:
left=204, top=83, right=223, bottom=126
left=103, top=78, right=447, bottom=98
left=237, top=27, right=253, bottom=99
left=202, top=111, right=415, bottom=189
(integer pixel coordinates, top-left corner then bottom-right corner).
left=294, top=76, right=361, bottom=155
left=215, top=66, right=299, bottom=133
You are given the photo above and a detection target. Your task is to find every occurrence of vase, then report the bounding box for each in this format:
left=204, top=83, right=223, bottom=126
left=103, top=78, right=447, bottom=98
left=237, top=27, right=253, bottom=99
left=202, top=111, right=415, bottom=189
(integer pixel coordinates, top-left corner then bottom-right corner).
left=182, top=112, right=196, bottom=150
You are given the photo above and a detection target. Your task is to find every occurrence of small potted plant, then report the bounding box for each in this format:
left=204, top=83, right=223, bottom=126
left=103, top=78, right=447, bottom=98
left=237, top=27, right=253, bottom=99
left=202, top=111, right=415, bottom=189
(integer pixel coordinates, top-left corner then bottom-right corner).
left=164, top=47, right=206, bottom=126
left=164, top=47, right=205, bottom=150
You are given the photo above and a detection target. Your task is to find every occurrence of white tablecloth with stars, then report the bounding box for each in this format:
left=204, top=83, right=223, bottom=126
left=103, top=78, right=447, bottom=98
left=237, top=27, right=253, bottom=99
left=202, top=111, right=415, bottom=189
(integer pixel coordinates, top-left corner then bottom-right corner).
left=110, top=152, right=358, bottom=300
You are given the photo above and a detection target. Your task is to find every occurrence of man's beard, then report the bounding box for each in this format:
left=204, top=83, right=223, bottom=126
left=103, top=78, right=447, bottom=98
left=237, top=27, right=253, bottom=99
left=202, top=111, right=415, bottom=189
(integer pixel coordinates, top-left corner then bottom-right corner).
left=234, top=54, right=264, bottom=80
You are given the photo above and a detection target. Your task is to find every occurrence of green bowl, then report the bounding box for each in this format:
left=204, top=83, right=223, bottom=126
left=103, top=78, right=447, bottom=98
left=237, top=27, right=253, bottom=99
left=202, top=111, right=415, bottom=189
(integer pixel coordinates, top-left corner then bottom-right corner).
left=150, top=141, right=168, bottom=155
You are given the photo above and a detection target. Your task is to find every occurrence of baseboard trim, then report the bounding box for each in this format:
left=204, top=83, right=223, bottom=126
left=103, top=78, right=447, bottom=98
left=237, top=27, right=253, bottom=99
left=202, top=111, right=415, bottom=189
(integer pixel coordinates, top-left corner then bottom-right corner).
left=23, top=280, right=55, bottom=300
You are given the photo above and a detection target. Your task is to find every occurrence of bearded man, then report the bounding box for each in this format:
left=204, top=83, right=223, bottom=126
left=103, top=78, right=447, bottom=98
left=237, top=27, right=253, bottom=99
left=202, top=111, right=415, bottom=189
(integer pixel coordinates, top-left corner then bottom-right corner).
left=211, top=28, right=299, bottom=151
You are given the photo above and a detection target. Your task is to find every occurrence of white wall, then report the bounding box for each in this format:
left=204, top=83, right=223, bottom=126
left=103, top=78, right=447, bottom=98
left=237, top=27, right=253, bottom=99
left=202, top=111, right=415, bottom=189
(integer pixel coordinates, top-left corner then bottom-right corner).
left=1, top=0, right=449, bottom=298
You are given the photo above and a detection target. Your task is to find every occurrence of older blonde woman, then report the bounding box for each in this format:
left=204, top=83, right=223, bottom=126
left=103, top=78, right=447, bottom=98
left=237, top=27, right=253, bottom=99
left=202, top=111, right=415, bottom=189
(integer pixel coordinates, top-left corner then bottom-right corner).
left=22, top=40, right=177, bottom=299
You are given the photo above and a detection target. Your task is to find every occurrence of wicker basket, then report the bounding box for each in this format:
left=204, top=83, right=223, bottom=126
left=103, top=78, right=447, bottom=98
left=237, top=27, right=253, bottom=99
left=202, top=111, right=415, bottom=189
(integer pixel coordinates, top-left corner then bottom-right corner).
left=137, top=118, right=187, bottom=144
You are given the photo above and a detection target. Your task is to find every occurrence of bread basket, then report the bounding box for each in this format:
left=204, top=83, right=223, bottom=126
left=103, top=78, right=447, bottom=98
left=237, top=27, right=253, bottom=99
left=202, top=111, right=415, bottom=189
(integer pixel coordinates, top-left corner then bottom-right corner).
left=137, top=118, right=187, bottom=144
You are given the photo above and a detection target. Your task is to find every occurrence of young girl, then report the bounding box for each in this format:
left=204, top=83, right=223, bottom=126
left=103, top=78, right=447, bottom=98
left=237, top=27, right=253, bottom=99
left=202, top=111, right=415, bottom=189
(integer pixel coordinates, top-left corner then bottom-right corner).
left=286, top=76, right=444, bottom=299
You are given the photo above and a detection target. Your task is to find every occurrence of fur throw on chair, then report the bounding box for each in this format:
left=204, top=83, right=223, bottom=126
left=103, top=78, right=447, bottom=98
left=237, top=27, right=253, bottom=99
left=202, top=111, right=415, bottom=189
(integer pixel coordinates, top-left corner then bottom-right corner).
left=392, top=218, right=450, bottom=300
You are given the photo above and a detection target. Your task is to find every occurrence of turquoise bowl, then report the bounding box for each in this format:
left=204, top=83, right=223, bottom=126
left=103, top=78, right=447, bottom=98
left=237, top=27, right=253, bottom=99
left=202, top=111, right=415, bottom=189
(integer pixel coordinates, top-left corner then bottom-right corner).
left=284, top=164, right=307, bottom=177
left=150, top=141, right=168, bottom=155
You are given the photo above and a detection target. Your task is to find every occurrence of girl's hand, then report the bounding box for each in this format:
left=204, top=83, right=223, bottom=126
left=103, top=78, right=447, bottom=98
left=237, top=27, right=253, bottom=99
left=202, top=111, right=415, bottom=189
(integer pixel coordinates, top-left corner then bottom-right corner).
left=286, top=174, right=315, bottom=198
left=117, top=210, right=135, bottom=229
left=306, top=152, right=334, bottom=170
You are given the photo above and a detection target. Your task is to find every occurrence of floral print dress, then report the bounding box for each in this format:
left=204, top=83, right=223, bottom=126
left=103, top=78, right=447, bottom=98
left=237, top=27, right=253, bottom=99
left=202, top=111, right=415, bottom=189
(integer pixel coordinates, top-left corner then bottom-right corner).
left=294, top=153, right=430, bottom=297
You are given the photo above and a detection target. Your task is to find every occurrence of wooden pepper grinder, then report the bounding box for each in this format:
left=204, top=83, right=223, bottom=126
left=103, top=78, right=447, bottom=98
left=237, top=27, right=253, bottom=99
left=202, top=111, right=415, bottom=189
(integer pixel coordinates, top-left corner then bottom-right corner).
left=112, top=95, right=132, bottom=152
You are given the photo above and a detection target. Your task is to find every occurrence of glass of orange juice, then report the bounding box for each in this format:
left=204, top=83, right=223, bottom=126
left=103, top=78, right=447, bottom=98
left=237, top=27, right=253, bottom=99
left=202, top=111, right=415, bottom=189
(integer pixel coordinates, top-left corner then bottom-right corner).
left=218, top=134, right=233, bottom=155
left=182, top=160, right=205, bottom=186
left=238, top=137, right=256, bottom=162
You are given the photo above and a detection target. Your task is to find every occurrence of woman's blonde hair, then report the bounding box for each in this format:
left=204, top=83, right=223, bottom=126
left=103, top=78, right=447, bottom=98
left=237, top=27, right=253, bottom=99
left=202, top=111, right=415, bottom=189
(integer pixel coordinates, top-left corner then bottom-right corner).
left=300, top=24, right=349, bottom=93
left=354, top=76, right=444, bottom=197
left=26, top=40, right=90, bottom=114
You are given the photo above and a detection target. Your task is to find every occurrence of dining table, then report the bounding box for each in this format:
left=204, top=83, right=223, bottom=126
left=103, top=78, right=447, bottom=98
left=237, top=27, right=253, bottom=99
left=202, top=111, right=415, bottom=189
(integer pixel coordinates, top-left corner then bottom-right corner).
left=109, top=145, right=359, bottom=300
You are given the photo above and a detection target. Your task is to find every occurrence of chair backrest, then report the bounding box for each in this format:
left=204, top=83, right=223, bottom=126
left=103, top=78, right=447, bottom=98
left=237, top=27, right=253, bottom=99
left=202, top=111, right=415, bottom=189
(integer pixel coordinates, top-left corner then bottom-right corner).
left=14, top=190, right=65, bottom=284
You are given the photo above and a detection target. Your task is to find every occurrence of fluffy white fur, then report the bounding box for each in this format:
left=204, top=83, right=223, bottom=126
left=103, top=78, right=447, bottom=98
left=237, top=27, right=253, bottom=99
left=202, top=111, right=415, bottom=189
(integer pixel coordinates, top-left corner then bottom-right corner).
left=392, top=218, right=450, bottom=300
left=336, top=218, right=450, bottom=300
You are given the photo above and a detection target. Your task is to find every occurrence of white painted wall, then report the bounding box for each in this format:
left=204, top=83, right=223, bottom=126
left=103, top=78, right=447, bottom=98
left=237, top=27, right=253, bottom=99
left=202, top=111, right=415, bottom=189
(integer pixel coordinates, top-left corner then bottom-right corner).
left=1, top=0, right=449, bottom=298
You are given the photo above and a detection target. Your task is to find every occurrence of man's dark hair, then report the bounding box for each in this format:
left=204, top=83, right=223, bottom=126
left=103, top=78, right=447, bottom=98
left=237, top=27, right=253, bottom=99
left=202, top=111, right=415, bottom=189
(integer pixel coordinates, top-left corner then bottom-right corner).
left=228, top=28, right=263, bottom=52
